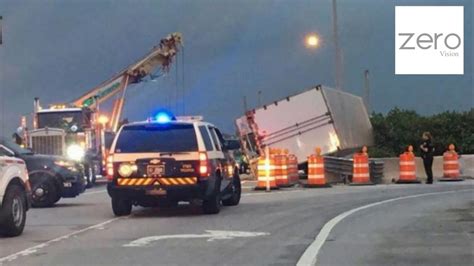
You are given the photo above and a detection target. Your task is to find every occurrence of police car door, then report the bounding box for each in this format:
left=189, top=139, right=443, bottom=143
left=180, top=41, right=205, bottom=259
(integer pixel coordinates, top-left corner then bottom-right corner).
left=207, top=127, right=231, bottom=190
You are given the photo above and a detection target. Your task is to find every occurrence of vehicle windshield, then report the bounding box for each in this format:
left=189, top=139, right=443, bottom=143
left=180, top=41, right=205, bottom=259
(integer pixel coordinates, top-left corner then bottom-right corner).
left=37, top=111, right=88, bottom=132
left=114, top=124, right=198, bottom=153
left=0, top=136, right=34, bottom=155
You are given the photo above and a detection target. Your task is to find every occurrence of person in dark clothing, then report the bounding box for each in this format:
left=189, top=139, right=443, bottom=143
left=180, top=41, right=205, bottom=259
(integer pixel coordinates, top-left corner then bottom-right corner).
left=420, top=132, right=435, bottom=184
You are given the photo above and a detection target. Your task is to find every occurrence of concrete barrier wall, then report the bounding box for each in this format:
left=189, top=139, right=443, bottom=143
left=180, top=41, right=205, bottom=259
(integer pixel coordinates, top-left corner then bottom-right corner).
left=380, top=154, right=474, bottom=184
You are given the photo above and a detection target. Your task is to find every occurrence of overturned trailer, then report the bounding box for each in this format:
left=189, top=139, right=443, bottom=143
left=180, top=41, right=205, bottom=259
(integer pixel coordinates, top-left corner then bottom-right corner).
left=235, top=85, right=373, bottom=170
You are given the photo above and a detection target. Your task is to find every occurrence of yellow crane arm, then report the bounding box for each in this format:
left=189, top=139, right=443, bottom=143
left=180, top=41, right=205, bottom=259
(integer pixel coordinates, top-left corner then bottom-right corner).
left=70, top=32, right=183, bottom=109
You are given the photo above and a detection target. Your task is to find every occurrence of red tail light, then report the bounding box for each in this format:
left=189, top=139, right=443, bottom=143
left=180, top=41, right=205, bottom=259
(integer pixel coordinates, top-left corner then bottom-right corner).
left=106, top=155, right=114, bottom=181
left=199, top=152, right=210, bottom=178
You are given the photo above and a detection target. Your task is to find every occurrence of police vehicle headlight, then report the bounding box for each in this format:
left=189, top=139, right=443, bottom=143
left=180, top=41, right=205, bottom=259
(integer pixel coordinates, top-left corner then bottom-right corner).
left=67, top=145, right=85, bottom=161
left=118, top=163, right=137, bottom=178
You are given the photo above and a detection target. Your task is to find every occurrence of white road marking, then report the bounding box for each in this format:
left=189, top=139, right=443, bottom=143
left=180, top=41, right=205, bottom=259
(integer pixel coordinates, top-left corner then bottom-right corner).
left=124, top=230, right=270, bottom=247
left=296, top=188, right=474, bottom=266
left=0, top=218, right=121, bottom=264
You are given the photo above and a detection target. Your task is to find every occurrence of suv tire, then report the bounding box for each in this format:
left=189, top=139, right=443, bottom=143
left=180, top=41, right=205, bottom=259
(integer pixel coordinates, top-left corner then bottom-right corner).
left=112, top=197, right=132, bottom=216
left=0, top=184, right=27, bottom=237
left=222, top=172, right=241, bottom=206
left=202, top=178, right=221, bottom=214
left=31, top=177, right=58, bottom=208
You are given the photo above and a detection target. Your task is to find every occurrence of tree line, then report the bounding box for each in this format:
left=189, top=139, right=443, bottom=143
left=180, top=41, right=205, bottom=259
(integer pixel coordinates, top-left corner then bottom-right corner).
left=369, top=108, right=474, bottom=158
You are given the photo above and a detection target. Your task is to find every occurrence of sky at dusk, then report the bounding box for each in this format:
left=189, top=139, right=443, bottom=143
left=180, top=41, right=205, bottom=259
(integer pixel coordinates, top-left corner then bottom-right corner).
left=0, top=0, right=472, bottom=135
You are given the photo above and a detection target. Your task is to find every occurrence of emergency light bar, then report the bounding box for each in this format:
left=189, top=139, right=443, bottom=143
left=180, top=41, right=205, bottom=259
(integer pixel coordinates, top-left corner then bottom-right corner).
left=176, top=116, right=204, bottom=121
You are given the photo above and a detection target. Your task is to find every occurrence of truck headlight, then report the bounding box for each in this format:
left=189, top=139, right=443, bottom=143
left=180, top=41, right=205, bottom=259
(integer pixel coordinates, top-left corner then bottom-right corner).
left=67, top=145, right=85, bottom=161
left=118, top=163, right=137, bottom=178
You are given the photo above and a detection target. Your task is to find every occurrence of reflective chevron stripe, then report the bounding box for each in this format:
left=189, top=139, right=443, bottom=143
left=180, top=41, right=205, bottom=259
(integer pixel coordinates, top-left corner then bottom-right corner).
left=117, top=177, right=198, bottom=186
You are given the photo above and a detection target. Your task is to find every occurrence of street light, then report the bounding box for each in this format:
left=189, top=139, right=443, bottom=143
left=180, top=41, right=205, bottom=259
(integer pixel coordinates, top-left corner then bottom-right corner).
left=305, top=34, right=319, bottom=48
left=98, top=115, right=109, bottom=126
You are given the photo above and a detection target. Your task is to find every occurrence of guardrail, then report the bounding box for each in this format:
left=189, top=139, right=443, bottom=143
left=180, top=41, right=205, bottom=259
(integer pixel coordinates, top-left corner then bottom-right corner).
left=324, top=156, right=385, bottom=184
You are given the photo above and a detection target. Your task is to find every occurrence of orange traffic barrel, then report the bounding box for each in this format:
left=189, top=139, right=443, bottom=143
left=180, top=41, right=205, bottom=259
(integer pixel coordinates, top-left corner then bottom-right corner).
left=396, top=146, right=421, bottom=184
left=287, top=153, right=299, bottom=183
left=306, top=147, right=331, bottom=188
left=255, top=155, right=279, bottom=190
left=439, top=144, right=464, bottom=182
left=351, top=146, right=374, bottom=185
left=274, top=151, right=294, bottom=187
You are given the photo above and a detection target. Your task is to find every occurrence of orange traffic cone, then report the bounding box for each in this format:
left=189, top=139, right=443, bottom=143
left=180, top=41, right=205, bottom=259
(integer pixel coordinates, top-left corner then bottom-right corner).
left=306, top=147, right=331, bottom=188
left=439, top=144, right=464, bottom=182
left=396, top=145, right=421, bottom=184
left=350, top=146, right=374, bottom=185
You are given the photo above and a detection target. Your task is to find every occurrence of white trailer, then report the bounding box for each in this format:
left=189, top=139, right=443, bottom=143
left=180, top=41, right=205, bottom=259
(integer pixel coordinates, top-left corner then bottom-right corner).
left=236, top=85, right=373, bottom=166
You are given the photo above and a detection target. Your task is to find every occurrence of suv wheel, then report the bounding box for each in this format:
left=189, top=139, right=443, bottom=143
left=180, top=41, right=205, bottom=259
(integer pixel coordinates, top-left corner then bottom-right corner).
left=0, top=184, right=26, bottom=237
left=112, top=197, right=132, bottom=216
left=31, top=177, right=58, bottom=208
left=203, top=178, right=221, bottom=214
left=222, top=173, right=241, bottom=206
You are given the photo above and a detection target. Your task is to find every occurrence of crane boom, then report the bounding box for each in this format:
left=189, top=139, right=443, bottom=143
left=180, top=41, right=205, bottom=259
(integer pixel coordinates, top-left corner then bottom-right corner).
left=71, top=32, right=183, bottom=109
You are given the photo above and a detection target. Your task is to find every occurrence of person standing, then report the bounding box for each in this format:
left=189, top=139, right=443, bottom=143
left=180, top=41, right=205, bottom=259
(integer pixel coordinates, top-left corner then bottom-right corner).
left=420, top=132, right=435, bottom=184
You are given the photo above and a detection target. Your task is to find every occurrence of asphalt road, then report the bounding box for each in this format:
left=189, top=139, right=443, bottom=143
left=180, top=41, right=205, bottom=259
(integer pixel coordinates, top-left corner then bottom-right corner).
left=0, top=180, right=472, bottom=266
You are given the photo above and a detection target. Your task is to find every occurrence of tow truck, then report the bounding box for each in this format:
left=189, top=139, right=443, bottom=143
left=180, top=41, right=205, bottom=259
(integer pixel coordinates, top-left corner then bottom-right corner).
left=18, top=33, right=183, bottom=187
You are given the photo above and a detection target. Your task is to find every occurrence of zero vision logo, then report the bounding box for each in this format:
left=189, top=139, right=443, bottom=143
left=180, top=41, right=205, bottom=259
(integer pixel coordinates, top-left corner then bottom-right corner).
left=395, top=6, right=464, bottom=75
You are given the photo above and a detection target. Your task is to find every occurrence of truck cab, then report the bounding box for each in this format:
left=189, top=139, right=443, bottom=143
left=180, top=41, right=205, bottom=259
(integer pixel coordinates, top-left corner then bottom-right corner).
left=29, top=107, right=101, bottom=187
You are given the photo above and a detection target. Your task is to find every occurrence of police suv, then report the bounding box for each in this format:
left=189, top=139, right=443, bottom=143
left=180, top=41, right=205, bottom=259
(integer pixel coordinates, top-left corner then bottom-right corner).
left=106, top=113, right=241, bottom=216
left=0, top=154, right=30, bottom=237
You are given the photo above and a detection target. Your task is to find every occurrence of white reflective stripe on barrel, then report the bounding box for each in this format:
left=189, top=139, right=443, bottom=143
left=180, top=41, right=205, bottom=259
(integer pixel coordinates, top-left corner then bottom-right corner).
left=443, top=161, right=459, bottom=165
left=400, top=171, right=416, bottom=175
left=400, top=161, right=415, bottom=166
left=308, top=163, right=324, bottom=168
left=353, top=173, right=370, bottom=178
left=444, top=170, right=460, bottom=174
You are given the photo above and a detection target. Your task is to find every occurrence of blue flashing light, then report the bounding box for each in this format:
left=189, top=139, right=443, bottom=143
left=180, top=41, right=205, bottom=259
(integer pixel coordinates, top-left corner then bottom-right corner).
left=154, top=111, right=173, bottom=123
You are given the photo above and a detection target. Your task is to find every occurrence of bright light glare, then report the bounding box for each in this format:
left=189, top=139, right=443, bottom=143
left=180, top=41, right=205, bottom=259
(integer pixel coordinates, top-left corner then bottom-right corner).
left=118, top=163, right=135, bottom=178
left=306, top=34, right=319, bottom=47
left=98, top=115, right=109, bottom=125
left=155, top=112, right=172, bottom=123
left=67, top=144, right=85, bottom=161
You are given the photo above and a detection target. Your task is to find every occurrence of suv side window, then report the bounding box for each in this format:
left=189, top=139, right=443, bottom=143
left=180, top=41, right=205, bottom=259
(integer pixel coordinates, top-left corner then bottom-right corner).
left=208, top=127, right=222, bottom=151
left=213, top=128, right=227, bottom=151
left=199, top=126, right=214, bottom=151
left=0, top=145, right=14, bottom=157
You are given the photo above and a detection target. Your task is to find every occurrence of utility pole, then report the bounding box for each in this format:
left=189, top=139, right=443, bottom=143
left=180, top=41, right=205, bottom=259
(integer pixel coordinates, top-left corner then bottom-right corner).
left=0, top=15, right=4, bottom=136
left=332, top=0, right=343, bottom=90
left=363, top=70, right=371, bottom=114
left=257, top=90, right=262, bottom=106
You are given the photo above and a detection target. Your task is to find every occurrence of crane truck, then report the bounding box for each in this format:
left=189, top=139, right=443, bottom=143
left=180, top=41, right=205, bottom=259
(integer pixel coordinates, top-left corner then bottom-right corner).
left=19, top=33, right=183, bottom=187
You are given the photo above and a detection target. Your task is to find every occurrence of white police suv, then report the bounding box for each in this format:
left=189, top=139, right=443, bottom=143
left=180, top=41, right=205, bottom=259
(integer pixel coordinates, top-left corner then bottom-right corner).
left=106, top=113, right=241, bottom=216
left=0, top=153, right=31, bottom=237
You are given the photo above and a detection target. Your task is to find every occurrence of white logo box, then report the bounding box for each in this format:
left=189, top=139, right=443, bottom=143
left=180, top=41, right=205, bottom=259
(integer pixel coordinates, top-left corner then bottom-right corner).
left=395, top=6, right=464, bottom=75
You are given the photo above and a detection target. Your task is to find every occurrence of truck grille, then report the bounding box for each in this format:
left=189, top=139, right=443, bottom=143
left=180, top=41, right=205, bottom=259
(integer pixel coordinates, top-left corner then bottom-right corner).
left=31, top=135, right=64, bottom=156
